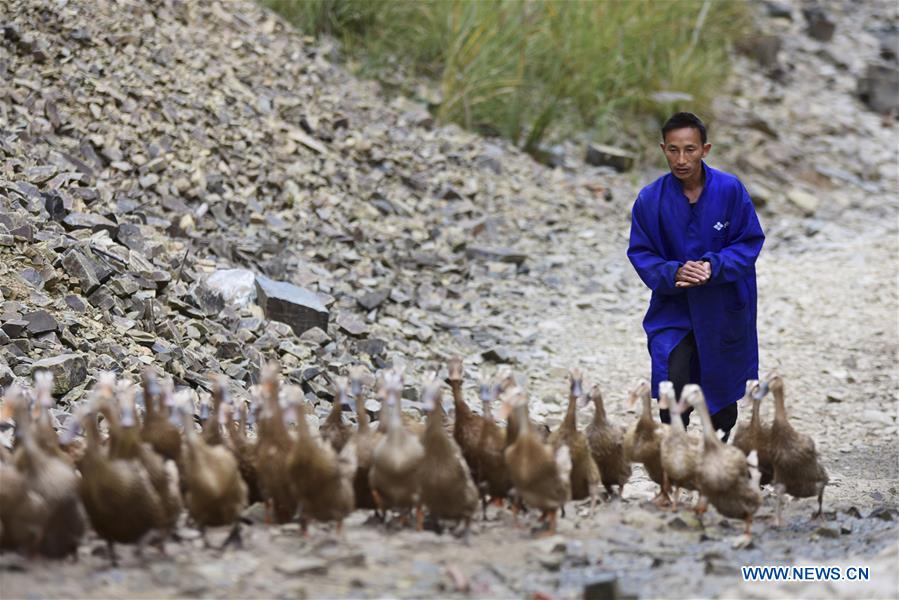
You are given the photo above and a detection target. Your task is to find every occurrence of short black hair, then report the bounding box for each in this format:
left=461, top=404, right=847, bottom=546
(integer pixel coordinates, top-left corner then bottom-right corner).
left=661, top=112, right=707, bottom=144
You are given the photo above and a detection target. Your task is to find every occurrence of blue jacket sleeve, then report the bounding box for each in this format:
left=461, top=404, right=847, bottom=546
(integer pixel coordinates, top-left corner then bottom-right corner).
left=701, top=186, right=765, bottom=285
left=627, top=199, right=683, bottom=295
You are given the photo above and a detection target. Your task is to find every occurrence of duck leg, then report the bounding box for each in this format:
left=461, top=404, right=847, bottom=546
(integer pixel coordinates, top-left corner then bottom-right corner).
left=670, top=486, right=681, bottom=511
left=220, top=522, right=243, bottom=550
left=589, top=487, right=597, bottom=516
left=774, top=483, right=785, bottom=528
left=693, top=495, right=708, bottom=515
left=651, top=488, right=672, bottom=508
left=415, top=505, right=424, bottom=532
left=811, top=487, right=825, bottom=521
left=107, top=540, right=118, bottom=567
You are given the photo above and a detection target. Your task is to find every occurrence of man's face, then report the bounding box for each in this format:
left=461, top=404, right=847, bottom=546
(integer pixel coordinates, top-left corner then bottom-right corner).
left=660, top=127, right=711, bottom=183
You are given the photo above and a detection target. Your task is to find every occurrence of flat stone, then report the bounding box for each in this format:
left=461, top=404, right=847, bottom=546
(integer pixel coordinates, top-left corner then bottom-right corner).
left=24, top=310, right=58, bottom=334
left=255, top=275, right=329, bottom=336
left=585, top=143, right=636, bottom=171
left=337, top=314, right=369, bottom=338
left=298, top=326, right=331, bottom=346
left=481, top=346, right=515, bottom=364
left=1, top=319, right=29, bottom=338
left=786, top=188, right=819, bottom=216
left=737, top=34, right=782, bottom=68
left=357, top=289, right=389, bottom=311
left=357, top=338, right=387, bottom=356
left=62, top=211, right=118, bottom=235
left=465, top=245, right=527, bottom=265
left=61, top=249, right=102, bottom=294
left=857, top=62, right=899, bottom=115
left=31, top=353, right=87, bottom=395
left=274, top=558, right=328, bottom=576
left=583, top=573, right=620, bottom=600
left=803, top=6, right=835, bottom=42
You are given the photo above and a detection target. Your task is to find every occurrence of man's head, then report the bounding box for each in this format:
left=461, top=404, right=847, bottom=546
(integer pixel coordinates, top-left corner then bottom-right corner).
left=660, top=112, right=711, bottom=184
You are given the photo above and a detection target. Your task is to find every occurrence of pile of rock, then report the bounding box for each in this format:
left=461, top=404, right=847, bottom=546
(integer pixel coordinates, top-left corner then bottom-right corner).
left=0, top=0, right=616, bottom=421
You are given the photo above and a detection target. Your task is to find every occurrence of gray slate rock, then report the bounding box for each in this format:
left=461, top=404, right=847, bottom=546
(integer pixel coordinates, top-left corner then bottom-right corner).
left=857, top=62, right=899, bottom=114
left=255, top=275, right=329, bottom=336
left=465, top=245, right=527, bottom=265
left=62, top=249, right=102, bottom=294
left=803, top=6, right=835, bottom=42
left=24, top=310, right=58, bottom=334
left=31, top=353, right=87, bottom=395
left=585, top=143, right=636, bottom=171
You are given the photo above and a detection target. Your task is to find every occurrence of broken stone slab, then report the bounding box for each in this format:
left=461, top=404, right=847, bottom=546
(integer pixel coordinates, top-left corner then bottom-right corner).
left=24, top=310, right=59, bottom=334
left=61, top=249, right=102, bottom=294
left=585, top=143, right=636, bottom=172
left=274, top=557, right=329, bottom=576
left=786, top=188, right=819, bottom=216
left=857, top=62, right=899, bottom=115
left=62, top=211, right=118, bottom=235
left=465, top=245, right=527, bottom=266
left=31, top=353, right=87, bottom=395
left=202, top=268, right=257, bottom=309
left=255, top=275, right=329, bottom=336
left=583, top=573, right=620, bottom=600
left=737, top=34, right=782, bottom=68
left=357, top=289, right=389, bottom=311
left=1, top=319, right=29, bottom=338
left=337, top=314, right=369, bottom=338
left=481, top=346, right=516, bottom=364
left=803, top=6, right=835, bottom=42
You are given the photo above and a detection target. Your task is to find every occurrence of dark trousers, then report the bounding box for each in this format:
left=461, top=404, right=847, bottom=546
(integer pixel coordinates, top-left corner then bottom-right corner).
left=659, top=331, right=738, bottom=441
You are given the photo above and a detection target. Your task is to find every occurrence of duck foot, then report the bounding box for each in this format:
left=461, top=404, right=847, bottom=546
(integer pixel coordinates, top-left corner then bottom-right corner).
left=220, top=522, right=243, bottom=551
left=651, top=491, right=672, bottom=509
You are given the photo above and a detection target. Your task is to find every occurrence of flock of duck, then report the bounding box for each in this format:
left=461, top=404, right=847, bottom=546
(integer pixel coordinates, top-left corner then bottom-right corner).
left=0, top=359, right=828, bottom=564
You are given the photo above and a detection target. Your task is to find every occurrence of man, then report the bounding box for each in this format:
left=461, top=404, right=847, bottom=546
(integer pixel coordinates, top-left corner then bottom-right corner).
left=627, top=112, right=765, bottom=440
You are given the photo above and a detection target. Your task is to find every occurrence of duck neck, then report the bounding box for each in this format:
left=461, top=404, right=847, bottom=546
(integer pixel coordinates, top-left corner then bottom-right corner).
left=640, top=391, right=653, bottom=424
left=355, top=393, right=370, bottom=433
left=694, top=397, right=718, bottom=447
left=84, top=413, right=103, bottom=456
left=750, top=396, right=761, bottom=428
left=563, top=389, right=577, bottom=431
left=773, top=384, right=787, bottom=422
left=591, top=393, right=607, bottom=426
left=450, top=380, right=470, bottom=416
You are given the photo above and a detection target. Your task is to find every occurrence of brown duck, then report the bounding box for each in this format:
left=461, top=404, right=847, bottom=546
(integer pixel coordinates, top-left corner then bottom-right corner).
left=7, top=386, right=85, bottom=559
left=623, top=379, right=670, bottom=507
left=732, top=379, right=774, bottom=487
left=548, top=369, right=600, bottom=514
left=177, top=391, right=248, bottom=548
left=584, top=383, right=631, bottom=497
left=286, top=387, right=356, bottom=533
left=657, top=381, right=702, bottom=509
left=77, top=395, right=166, bottom=565
left=418, top=373, right=479, bottom=534
left=685, top=384, right=761, bottom=539
left=253, top=362, right=298, bottom=523
left=348, top=366, right=382, bottom=512
left=320, top=376, right=353, bottom=453
left=369, top=369, right=425, bottom=528
left=766, top=372, right=829, bottom=526
left=448, top=357, right=487, bottom=481
left=502, top=388, right=571, bottom=535
left=139, top=370, right=182, bottom=465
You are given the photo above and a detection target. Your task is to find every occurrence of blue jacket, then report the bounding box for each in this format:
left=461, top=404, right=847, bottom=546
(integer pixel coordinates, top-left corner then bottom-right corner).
left=627, top=163, right=765, bottom=414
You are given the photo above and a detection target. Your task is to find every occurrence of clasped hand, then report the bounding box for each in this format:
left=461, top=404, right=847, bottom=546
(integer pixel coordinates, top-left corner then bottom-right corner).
left=675, top=260, right=711, bottom=288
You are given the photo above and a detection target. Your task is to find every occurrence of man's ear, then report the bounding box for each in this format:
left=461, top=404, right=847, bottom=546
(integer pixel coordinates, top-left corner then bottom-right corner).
left=702, top=143, right=712, bottom=158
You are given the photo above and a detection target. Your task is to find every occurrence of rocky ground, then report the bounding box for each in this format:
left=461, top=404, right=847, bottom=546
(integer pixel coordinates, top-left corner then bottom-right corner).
left=1, top=0, right=897, bottom=598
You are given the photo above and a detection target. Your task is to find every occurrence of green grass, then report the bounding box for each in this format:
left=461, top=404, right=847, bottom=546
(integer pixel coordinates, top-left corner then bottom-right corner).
left=265, top=0, right=749, bottom=156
